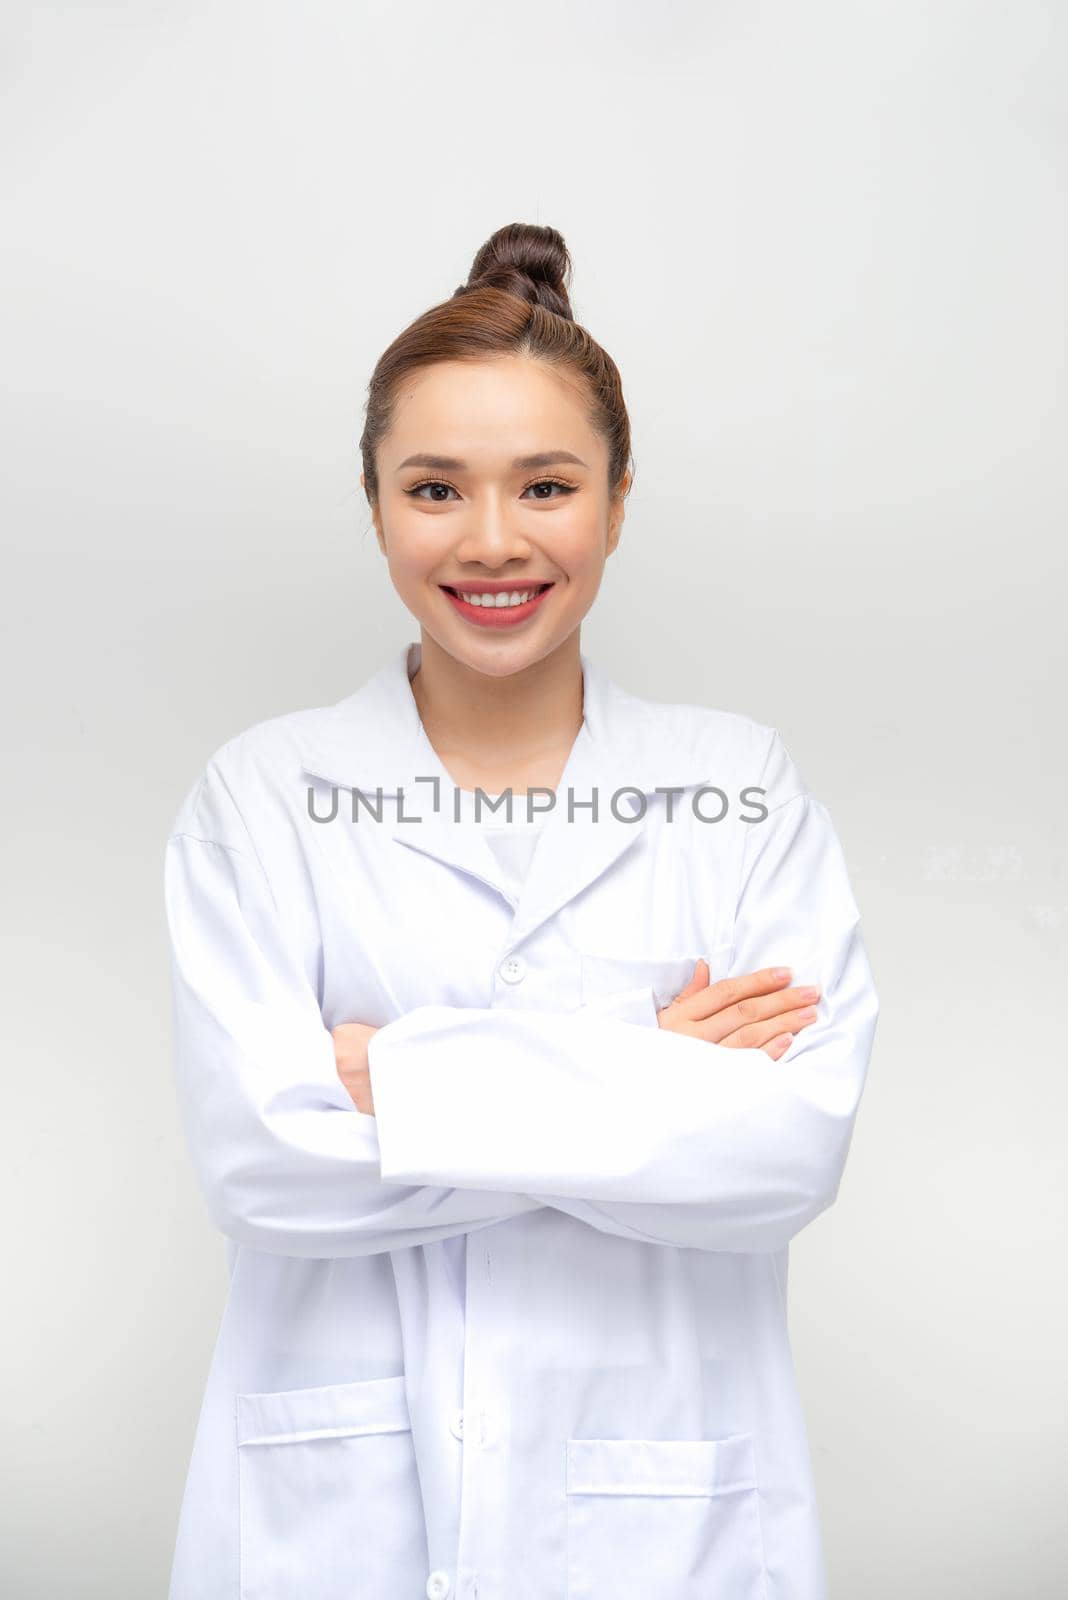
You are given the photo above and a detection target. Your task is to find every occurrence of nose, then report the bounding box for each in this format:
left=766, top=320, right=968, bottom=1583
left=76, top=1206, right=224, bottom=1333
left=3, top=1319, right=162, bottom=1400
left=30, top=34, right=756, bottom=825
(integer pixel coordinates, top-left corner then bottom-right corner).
left=451, top=498, right=534, bottom=569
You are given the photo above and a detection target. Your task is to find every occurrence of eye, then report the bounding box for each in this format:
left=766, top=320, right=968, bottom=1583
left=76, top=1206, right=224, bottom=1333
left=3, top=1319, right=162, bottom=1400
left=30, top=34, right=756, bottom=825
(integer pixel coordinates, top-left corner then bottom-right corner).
left=403, top=478, right=460, bottom=503
left=524, top=478, right=578, bottom=500
left=402, top=477, right=579, bottom=503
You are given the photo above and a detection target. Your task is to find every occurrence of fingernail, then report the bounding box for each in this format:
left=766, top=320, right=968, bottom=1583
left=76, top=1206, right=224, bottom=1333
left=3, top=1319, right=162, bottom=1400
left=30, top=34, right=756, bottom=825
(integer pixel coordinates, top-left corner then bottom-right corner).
left=799, top=986, right=821, bottom=1001
left=771, top=967, right=792, bottom=981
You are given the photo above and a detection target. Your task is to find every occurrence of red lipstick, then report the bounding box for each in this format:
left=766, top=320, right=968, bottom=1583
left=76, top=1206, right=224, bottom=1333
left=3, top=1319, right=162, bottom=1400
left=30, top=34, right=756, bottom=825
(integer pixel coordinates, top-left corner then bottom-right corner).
left=440, top=582, right=554, bottom=629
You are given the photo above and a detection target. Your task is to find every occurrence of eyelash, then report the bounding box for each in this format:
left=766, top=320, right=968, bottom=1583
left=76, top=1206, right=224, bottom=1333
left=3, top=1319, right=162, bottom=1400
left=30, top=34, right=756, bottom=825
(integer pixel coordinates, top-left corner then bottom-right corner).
left=403, top=476, right=579, bottom=502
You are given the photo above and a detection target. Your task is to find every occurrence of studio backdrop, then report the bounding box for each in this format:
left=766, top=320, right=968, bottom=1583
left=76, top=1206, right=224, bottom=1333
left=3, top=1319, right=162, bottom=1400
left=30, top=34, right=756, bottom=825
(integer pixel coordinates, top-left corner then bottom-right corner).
left=1, top=3, right=1064, bottom=1597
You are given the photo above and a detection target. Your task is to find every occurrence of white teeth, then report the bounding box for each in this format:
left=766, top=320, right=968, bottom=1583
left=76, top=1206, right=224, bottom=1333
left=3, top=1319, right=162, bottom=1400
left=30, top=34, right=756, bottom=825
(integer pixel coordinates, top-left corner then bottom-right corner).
left=456, top=588, right=543, bottom=607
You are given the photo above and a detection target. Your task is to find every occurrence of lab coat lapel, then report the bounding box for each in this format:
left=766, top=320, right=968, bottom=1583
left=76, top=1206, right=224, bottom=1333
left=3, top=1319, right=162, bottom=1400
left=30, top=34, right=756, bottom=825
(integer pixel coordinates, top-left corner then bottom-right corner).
left=297, top=642, right=509, bottom=903
left=500, top=657, right=711, bottom=949
left=296, top=641, right=712, bottom=944
left=499, top=719, right=642, bottom=950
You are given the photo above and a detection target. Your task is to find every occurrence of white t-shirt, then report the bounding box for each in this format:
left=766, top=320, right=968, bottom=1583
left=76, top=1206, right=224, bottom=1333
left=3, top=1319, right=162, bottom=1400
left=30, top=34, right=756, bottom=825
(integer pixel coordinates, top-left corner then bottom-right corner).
left=442, top=789, right=549, bottom=1295
left=452, top=787, right=548, bottom=901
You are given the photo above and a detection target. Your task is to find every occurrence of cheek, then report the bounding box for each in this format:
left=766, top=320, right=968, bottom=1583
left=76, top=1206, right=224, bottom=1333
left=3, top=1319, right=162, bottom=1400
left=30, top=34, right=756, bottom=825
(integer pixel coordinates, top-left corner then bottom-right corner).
left=556, top=523, right=610, bottom=585
left=385, top=534, right=442, bottom=586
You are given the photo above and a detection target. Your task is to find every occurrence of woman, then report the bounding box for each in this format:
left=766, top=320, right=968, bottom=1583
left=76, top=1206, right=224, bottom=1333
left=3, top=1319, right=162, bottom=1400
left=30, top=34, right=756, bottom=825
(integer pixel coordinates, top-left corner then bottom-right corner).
left=164, top=221, right=879, bottom=1600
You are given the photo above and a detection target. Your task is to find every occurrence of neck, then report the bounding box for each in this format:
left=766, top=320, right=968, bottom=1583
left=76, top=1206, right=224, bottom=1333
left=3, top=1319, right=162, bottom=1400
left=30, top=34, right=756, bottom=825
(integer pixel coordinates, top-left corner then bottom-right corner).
left=410, top=631, right=585, bottom=791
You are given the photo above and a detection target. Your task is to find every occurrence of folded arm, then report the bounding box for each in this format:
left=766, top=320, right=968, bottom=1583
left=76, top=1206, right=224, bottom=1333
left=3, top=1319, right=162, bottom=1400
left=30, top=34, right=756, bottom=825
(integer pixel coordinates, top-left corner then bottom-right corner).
left=369, top=738, right=880, bottom=1254
left=163, top=770, right=543, bottom=1260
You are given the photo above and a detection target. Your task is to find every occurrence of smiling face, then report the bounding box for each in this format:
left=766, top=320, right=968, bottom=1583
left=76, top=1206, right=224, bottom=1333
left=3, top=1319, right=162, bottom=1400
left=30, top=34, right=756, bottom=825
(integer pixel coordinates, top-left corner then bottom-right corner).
left=364, top=354, right=629, bottom=678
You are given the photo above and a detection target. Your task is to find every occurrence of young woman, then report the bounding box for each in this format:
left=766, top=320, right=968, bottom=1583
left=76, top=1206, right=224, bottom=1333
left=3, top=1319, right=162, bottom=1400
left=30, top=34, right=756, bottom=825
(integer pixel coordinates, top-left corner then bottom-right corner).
left=164, top=222, right=879, bottom=1600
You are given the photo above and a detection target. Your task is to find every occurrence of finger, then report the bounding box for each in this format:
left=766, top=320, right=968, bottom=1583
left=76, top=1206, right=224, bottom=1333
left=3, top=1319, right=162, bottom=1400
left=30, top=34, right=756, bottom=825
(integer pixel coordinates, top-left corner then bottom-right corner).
left=763, top=1033, right=794, bottom=1060
left=667, top=958, right=710, bottom=1005
left=676, top=965, right=795, bottom=1023
left=698, top=984, right=821, bottom=1040
left=716, top=1003, right=821, bottom=1051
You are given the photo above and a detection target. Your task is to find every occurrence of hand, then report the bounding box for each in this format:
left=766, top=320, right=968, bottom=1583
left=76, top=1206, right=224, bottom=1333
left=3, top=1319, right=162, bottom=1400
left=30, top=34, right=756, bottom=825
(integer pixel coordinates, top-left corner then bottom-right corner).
left=332, top=1022, right=379, bottom=1114
left=656, top=960, right=821, bottom=1060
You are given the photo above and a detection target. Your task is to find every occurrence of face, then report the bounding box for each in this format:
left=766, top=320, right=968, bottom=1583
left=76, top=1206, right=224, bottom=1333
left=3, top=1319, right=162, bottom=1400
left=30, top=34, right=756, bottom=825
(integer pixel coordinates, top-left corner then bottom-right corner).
left=364, top=354, right=629, bottom=678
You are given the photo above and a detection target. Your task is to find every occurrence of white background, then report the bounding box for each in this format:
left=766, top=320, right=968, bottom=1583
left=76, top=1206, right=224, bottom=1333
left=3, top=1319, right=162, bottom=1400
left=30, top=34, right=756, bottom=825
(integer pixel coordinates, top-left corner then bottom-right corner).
left=2, top=2, right=1065, bottom=1594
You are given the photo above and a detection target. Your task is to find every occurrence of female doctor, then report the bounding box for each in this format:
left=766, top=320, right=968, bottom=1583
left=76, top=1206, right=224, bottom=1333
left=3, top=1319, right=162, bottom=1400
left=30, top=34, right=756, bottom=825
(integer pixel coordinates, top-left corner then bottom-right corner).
left=164, top=221, right=879, bottom=1600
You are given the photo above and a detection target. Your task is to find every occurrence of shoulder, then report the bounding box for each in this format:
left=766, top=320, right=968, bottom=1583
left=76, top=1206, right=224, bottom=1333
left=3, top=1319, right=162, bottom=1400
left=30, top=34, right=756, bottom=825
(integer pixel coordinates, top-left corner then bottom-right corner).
left=166, top=696, right=342, bottom=850
left=627, top=679, right=809, bottom=812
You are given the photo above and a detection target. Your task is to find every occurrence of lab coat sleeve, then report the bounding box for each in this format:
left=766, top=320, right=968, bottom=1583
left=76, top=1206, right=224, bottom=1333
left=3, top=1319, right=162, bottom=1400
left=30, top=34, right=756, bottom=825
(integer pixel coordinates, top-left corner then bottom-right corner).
left=367, top=734, right=880, bottom=1253
left=164, top=780, right=544, bottom=1260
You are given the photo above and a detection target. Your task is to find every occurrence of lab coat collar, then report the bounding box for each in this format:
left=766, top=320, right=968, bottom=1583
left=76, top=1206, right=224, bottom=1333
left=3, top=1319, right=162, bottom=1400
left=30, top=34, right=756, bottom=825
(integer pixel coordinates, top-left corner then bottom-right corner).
left=297, top=641, right=712, bottom=948
left=296, top=639, right=711, bottom=798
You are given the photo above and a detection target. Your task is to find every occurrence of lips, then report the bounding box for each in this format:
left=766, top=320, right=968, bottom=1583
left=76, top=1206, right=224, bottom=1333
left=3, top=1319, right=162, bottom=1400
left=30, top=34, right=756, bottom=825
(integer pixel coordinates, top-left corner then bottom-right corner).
left=440, top=583, right=555, bottom=629
left=441, top=583, right=552, bottom=601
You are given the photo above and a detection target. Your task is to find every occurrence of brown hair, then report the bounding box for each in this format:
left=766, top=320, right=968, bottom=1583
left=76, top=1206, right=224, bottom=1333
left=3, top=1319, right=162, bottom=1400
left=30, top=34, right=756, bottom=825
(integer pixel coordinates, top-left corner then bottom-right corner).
left=358, top=222, right=634, bottom=511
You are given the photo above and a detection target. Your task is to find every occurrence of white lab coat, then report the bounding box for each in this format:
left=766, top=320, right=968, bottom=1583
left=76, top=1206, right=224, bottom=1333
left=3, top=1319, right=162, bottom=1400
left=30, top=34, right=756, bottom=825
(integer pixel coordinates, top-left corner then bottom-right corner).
left=164, top=638, right=879, bottom=1600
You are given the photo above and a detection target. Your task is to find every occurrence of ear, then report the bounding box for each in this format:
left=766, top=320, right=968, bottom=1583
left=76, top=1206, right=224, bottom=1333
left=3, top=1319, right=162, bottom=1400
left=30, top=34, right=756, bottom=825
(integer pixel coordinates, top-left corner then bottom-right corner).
left=606, top=471, right=630, bottom=555
left=361, top=474, right=387, bottom=554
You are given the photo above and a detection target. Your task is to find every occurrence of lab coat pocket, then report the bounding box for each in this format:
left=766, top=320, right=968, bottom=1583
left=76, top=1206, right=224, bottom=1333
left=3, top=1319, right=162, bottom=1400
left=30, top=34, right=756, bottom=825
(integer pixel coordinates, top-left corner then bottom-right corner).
left=579, top=945, right=731, bottom=1026
left=565, top=1433, right=767, bottom=1600
left=236, top=1373, right=427, bottom=1600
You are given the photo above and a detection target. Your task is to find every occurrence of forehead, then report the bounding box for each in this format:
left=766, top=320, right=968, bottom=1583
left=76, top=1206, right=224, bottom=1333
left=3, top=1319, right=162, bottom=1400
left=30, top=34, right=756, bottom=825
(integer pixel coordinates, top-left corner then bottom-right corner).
left=384, top=357, right=599, bottom=462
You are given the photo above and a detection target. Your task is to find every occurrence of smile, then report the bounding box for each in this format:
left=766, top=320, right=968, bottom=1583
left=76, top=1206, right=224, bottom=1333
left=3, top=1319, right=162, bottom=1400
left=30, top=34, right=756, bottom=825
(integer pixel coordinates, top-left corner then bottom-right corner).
left=440, top=583, right=554, bottom=628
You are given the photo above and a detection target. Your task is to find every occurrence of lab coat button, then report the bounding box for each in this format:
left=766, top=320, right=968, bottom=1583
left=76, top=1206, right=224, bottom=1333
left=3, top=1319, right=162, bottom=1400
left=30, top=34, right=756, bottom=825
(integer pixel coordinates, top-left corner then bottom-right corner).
left=426, top=1572, right=452, bottom=1600
left=499, top=954, right=527, bottom=983
left=449, top=1408, right=464, bottom=1439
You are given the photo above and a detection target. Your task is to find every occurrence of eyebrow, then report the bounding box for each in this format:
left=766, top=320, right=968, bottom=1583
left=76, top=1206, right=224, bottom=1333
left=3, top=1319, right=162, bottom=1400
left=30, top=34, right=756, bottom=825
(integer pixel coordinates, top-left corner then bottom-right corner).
left=395, top=450, right=589, bottom=473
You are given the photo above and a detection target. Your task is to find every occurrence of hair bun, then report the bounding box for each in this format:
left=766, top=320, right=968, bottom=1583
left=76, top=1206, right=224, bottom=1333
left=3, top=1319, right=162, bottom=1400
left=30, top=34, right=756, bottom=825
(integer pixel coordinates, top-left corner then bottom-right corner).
left=360, top=219, right=632, bottom=510
left=457, top=222, right=574, bottom=319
